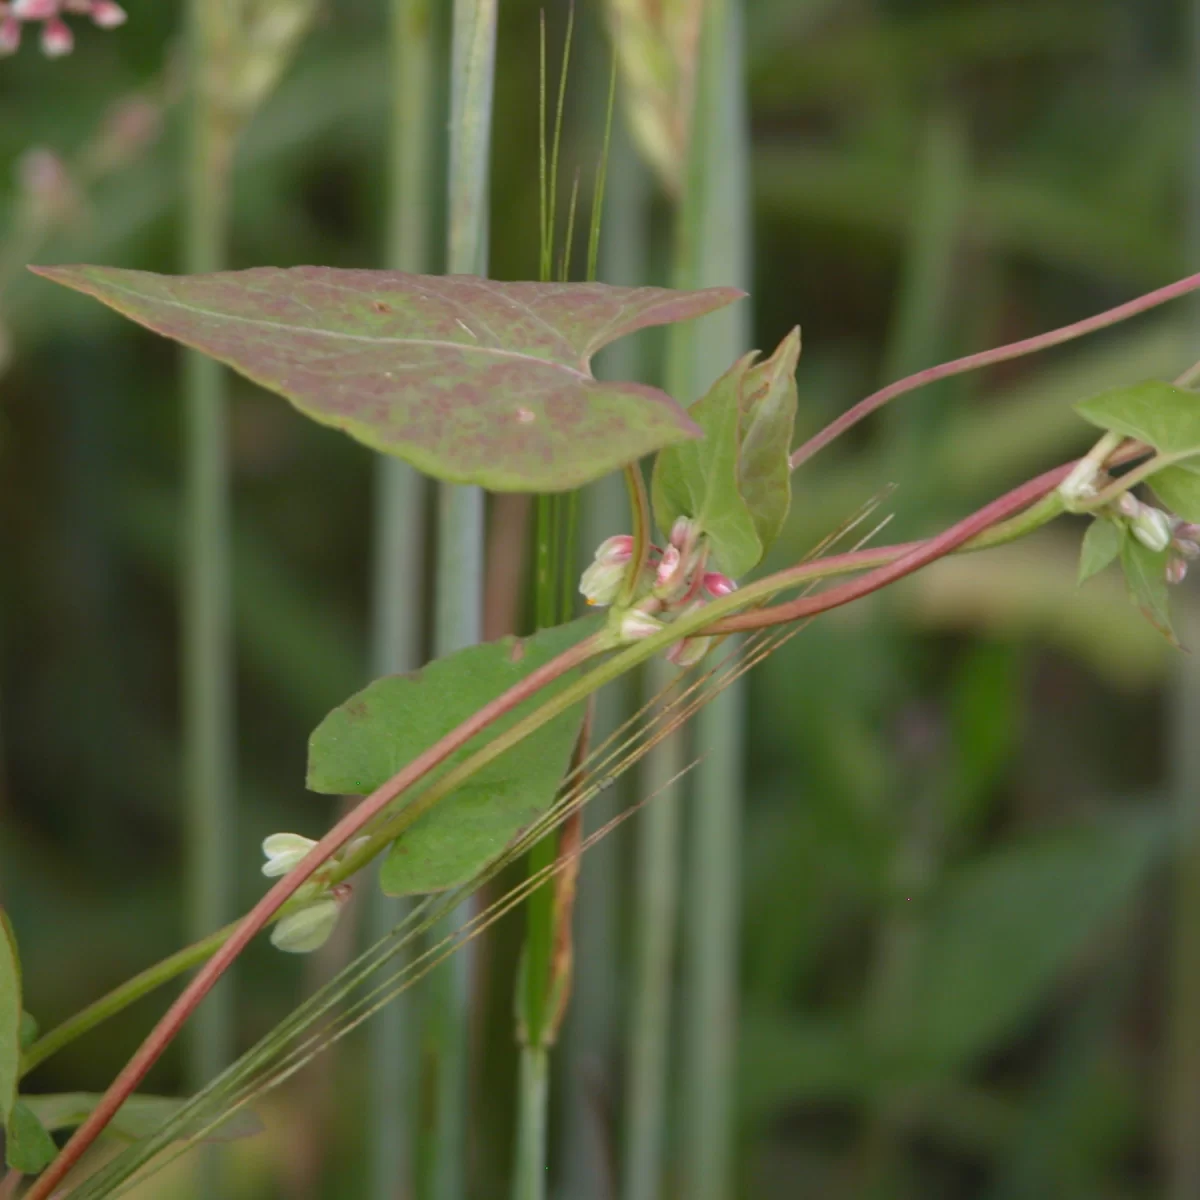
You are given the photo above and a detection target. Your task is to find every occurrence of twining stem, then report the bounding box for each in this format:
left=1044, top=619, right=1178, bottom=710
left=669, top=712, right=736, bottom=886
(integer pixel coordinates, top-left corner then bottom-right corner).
left=789, top=270, right=1200, bottom=470
left=619, top=464, right=651, bottom=605
left=20, top=461, right=1079, bottom=1096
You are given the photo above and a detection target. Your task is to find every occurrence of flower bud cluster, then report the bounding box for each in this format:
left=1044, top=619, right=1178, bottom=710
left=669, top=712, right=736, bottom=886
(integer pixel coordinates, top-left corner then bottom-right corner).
left=1113, top=494, right=1196, bottom=586
left=0, top=0, right=126, bottom=58
left=579, top=518, right=736, bottom=668
left=260, top=832, right=368, bottom=953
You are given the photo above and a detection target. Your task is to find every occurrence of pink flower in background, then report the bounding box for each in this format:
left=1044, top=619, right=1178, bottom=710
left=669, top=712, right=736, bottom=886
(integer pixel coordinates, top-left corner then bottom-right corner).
left=0, top=0, right=126, bottom=57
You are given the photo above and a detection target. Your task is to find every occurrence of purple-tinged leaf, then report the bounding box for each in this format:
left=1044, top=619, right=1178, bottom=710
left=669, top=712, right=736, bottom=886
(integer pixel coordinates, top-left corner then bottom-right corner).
left=30, top=265, right=744, bottom=492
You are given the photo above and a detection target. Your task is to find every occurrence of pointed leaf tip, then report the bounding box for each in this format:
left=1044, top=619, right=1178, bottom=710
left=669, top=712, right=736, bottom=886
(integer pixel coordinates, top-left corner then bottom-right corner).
left=28, top=265, right=746, bottom=491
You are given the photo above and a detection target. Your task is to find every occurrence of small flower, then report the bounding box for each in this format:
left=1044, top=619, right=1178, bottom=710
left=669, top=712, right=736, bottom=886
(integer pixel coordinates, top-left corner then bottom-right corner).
left=655, top=544, right=682, bottom=589
left=262, top=831, right=318, bottom=877
left=580, top=558, right=626, bottom=607
left=270, top=897, right=342, bottom=954
left=619, top=609, right=662, bottom=641
left=0, top=16, right=21, bottom=52
left=1175, top=538, right=1200, bottom=561
left=702, top=572, right=736, bottom=598
left=12, top=0, right=58, bottom=19
left=1132, top=504, right=1174, bottom=553
left=669, top=516, right=694, bottom=550
left=1168, top=556, right=1189, bottom=586
left=89, top=0, right=124, bottom=27
left=594, top=534, right=634, bottom=564
left=40, top=15, right=71, bottom=55
left=666, top=634, right=711, bottom=668
left=1115, top=492, right=1141, bottom=519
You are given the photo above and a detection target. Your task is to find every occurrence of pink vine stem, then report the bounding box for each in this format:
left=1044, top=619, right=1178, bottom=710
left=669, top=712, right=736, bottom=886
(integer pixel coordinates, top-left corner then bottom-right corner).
left=22, top=635, right=602, bottom=1200
left=789, top=270, right=1200, bottom=471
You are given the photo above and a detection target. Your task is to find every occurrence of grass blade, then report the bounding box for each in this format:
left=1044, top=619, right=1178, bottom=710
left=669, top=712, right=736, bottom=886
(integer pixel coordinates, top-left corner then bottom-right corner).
left=182, top=0, right=236, bottom=1189
left=425, top=1, right=497, bottom=1195
left=367, top=0, right=437, bottom=1196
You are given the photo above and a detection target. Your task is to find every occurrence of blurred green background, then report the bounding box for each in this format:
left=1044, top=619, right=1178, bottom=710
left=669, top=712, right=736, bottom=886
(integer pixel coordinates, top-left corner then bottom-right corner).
left=4, top=0, right=1200, bottom=1196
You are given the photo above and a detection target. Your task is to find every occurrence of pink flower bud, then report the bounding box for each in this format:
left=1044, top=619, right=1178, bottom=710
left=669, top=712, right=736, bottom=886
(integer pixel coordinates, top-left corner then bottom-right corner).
left=594, top=534, right=633, bottom=564
left=40, top=15, right=73, bottom=56
left=666, top=635, right=711, bottom=668
left=655, top=544, right=681, bottom=588
left=1175, top=538, right=1200, bottom=561
left=1178, top=522, right=1200, bottom=541
left=670, top=516, right=693, bottom=549
left=90, top=0, right=125, bottom=26
left=13, top=0, right=59, bottom=19
left=703, top=572, right=736, bottom=597
left=1168, top=557, right=1189, bottom=586
left=0, top=16, right=21, bottom=53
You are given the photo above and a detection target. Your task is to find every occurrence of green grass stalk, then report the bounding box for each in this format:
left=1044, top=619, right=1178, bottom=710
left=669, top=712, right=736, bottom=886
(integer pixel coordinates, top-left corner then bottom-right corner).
left=367, top=0, right=436, bottom=1196
left=561, top=109, right=648, bottom=1200
left=622, top=659, right=685, bottom=1200
left=423, top=2, right=497, bottom=1196
left=1163, top=5, right=1200, bottom=1192
left=182, top=0, right=236, bottom=1189
left=669, top=3, right=751, bottom=1197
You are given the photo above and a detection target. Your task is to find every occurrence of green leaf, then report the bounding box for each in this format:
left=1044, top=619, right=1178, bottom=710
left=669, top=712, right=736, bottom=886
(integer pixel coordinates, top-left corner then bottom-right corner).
left=652, top=353, right=763, bottom=578
left=308, top=618, right=598, bottom=895
left=5, top=1099, right=56, bottom=1174
left=22, top=1092, right=262, bottom=1143
left=1120, top=535, right=1177, bottom=645
left=18, top=1013, right=38, bottom=1053
left=904, top=817, right=1161, bottom=1070
left=739, top=328, right=801, bottom=556
left=1077, top=517, right=1124, bottom=585
left=30, top=265, right=745, bottom=493
left=1151, top=460, right=1200, bottom=522
left=0, top=911, right=21, bottom=1126
left=1075, top=380, right=1200, bottom=456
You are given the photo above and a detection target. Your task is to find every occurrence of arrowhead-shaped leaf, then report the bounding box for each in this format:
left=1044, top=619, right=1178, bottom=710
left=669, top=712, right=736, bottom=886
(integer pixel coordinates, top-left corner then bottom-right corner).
left=308, top=618, right=598, bottom=895
left=1075, top=380, right=1200, bottom=457
left=30, top=265, right=744, bottom=492
left=1120, top=535, right=1178, bottom=645
left=1151, top=461, right=1200, bottom=522
left=0, top=912, right=21, bottom=1127
left=1077, top=517, right=1124, bottom=585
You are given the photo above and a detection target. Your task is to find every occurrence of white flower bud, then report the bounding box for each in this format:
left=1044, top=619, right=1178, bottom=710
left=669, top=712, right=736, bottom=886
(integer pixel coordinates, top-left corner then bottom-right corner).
left=666, top=635, right=711, bottom=668
left=1115, top=492, right=1141, bottom=519
left=270, top=898, right=341, bottom=954
left=619, top=610, right=662, bottom=641
left=1132, top=505, right=1173, bottom=553
left=262, top=831, right=318, bottom=877
left=580, top=558, right=626, bottom=608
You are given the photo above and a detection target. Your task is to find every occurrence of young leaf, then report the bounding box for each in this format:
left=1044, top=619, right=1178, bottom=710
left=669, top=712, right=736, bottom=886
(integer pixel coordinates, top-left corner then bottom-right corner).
left=30, top=265, right=744, bottom=493
left=1077, top=517, right=1124, bottom=585
left=1075, top=380, right=1200, bottom=457
left=308, top=618, right=599, bottom=895
left=651, top=353, right=763, bottom=577
left=739, top=328, right=800, bottom=554
left=1120, top=534, right=1178, bottom=645
left=1151, top=461, right=1200, bottom=522
left=5, top=1099, right=56, bottom=1174
left=0, top=911, right=21, bottom=1127
left=21, top=1092, right=262, bottom=1143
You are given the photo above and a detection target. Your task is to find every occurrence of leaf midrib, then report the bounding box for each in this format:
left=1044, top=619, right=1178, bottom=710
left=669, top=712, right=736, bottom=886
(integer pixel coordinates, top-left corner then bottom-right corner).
left=90, top=277, right=597, bottom=381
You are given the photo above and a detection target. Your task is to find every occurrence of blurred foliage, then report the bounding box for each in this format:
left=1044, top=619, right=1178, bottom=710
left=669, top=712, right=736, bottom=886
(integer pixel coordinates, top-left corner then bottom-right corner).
left=1, top=0, right=1198, bottom=1196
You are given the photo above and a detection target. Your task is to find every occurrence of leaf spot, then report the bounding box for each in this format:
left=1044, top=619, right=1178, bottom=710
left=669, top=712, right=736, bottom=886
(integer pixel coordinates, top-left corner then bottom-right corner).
left=516, top=406, right=535, bottom=424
